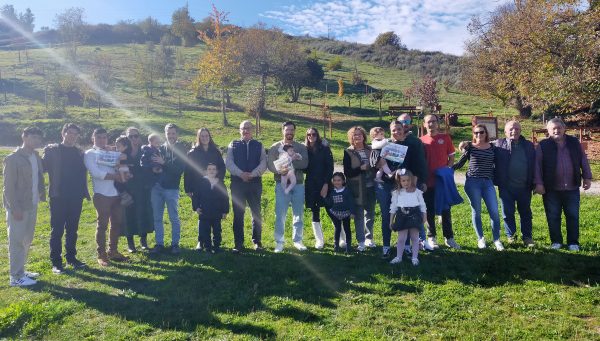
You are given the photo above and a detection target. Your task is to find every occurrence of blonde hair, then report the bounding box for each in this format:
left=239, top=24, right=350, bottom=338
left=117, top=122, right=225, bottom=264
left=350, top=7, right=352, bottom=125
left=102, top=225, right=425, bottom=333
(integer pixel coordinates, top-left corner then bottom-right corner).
left=347, top=126, right=367, bottom=146
left=148, top=133, right=161, bottom=143
left=393, top=169, right=417, bottom=192
left=369, top=127, right=385, bottom=140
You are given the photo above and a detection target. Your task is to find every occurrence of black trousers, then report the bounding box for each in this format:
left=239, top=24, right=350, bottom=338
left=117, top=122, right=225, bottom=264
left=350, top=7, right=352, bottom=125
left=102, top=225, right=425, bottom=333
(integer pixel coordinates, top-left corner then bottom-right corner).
left=423, top=187, right=454, bottom=239
left=198, top=218, right=222, bottom=249
left=231, top=180, right=262, bottom=248
left=49, top=196, right=84, bottom=264
left=328, top=211, right=351, bottom=250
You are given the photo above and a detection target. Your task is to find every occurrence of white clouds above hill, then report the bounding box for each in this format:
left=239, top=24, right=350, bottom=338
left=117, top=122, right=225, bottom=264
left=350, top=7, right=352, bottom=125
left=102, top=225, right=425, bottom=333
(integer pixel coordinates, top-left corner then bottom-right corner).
left=262, top=0, right=509, bottom=55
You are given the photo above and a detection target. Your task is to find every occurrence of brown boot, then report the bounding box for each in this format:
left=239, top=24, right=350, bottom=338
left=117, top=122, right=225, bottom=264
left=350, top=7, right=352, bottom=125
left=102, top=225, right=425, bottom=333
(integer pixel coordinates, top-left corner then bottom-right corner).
left=107, top=250, right=127, bottom=262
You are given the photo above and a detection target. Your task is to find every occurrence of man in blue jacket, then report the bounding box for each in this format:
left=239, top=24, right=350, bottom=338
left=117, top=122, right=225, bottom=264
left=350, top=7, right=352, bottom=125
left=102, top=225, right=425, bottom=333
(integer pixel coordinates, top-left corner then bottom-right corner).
left=494, top=120, right=536, bottom=247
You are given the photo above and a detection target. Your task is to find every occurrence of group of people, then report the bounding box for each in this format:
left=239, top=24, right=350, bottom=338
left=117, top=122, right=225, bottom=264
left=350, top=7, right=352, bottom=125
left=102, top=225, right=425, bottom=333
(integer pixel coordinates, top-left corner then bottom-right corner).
left=3, top=115, right=592, bottom=287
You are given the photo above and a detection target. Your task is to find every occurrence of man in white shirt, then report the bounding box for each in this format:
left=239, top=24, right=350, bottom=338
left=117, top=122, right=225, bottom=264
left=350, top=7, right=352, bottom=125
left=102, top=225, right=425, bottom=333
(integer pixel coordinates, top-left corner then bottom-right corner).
left=84, top=128, right=127, bottom=266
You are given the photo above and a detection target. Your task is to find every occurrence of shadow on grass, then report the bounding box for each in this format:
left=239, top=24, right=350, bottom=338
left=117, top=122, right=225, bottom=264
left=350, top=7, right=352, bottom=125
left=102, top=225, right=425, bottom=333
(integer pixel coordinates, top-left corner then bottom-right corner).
left=29, top=246, right=600, bottom=338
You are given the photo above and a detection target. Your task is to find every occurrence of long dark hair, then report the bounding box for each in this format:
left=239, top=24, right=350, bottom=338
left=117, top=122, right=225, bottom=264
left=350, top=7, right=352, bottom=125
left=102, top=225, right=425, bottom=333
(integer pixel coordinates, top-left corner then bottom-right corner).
left=115, top=135, right=132, bottom=156
left=195, top=128, right=218, bottom=151
left=304, top=127, right=323, bottom=150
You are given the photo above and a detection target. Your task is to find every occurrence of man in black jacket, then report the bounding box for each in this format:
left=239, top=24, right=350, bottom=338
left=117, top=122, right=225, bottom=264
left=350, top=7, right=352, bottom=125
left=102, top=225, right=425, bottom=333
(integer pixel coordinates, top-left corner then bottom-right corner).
left=42, top=123, right=89, bottom=273
left=149, top=123, right=187, bottom=254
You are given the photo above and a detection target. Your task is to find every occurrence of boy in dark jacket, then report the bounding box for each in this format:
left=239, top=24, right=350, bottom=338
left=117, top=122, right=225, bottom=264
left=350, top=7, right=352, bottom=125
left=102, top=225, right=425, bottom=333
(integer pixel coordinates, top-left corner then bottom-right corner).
left=192, top=163, right=229, bottom=253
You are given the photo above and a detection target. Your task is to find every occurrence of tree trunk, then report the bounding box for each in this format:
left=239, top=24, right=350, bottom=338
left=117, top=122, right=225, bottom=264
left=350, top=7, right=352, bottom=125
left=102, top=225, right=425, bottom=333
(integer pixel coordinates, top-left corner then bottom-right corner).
left=221, top=88, right=228, bottom=126
left=515, top=96, right=532, bottom=118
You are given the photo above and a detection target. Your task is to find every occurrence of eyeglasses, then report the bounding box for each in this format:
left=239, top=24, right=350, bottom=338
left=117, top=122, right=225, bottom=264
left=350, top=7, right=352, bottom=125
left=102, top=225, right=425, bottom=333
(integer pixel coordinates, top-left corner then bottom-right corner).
left=400, top=119, right=411, bottom=124
left=473, top=131, right=486, bottom=135
left=307, top=133, right=317, bottom=137
left=128, top=134, right=140, bottom=138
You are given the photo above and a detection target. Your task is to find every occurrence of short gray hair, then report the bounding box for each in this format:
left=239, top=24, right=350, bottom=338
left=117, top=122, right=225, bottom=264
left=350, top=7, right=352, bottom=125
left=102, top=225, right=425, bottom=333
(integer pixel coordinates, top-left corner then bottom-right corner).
left=239, top=120, right=253, bottom=129
left=546, top=117, right=565, bottom=128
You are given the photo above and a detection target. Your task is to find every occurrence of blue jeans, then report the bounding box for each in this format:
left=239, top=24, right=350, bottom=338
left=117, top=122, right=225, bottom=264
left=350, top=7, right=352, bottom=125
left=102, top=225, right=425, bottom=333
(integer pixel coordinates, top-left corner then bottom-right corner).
left=542, top=189, right=580, bottom=245
left=464, top=178, right=500, bottom=241
left=274, top=183, right=305, bottom=244
left=354, top=188, right=376, bottom=243
left=151, top=183, right=181, bottom=246
left=375, top=181, right=393, bottom=247
left=499, top=186, right=533, bottom=240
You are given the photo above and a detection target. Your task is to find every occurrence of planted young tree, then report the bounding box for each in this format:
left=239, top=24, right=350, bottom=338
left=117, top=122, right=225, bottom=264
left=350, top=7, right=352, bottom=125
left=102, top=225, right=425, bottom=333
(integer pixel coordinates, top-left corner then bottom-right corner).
left=155, top=42, right=175, bottom=94
left=416, top=75, right=439, bottom=112
left=55, top=7, right=86, bottom=61
left=192, top=5, right=242, bottom=126
left=82, top=52, right=115, bottom=116
left=133, top=44, right=157, bottom=98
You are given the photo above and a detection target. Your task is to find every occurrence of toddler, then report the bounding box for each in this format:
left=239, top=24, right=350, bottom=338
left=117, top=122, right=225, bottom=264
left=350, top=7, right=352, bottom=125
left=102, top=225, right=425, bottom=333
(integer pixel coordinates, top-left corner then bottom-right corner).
left=140, top=133, right=163, bottom=174
left=323, top=172, right=356, bottom=253
left=369, top=127, right=394, bottom=182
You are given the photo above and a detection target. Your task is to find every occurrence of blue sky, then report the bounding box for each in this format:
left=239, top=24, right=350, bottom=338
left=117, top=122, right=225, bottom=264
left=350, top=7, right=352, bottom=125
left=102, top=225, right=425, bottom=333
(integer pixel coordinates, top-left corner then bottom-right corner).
left=10, top=0, right=509, bottom=55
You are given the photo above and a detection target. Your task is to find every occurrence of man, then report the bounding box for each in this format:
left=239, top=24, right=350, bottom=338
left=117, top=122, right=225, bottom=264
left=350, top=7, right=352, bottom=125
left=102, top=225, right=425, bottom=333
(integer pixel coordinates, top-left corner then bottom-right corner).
left=3, top=127, right=45, bottom=286
left=84, top=128, right=127, bottom=266
left=398, top=113, right=419, bottom=136
left=267, top=121, right=309, bottom=253
left=374, top=120, right=428, bottom=258
left=534, top=118, right=592, bottom=251
left=226, top=120, right=267, bottom=253
left=494, top=120, right=536, bottom=247
left=420, top=114, right=460, bottom=249
left=42, top=123, right=90, bottom=274
left=149, top=123, right=186, bottom=255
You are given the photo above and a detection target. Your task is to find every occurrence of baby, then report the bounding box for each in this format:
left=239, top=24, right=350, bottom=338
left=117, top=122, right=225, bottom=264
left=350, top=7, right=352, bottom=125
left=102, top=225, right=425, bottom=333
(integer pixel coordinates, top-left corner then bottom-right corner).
left=370, top=127, right=394, bottom=182
left=279, top=144, right=302, bottom=194
left=140, top=133, right=163, bottom=174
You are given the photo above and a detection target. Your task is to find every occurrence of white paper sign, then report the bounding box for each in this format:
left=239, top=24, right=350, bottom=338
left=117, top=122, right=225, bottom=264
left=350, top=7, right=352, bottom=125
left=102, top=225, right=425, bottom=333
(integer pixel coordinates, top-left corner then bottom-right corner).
left=381, top=143, right=408, bottom=164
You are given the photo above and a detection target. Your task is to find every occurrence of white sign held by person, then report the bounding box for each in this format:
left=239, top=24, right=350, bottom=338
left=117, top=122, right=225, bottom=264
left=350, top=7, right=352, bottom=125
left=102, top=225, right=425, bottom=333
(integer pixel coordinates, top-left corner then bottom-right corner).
left=381, top=143, right=408, bottom=164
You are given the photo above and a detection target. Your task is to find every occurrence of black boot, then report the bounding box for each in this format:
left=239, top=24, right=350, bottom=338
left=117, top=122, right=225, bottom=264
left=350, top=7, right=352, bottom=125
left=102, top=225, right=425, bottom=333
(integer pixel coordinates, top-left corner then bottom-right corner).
left=140, top=234, right=148, bottom=250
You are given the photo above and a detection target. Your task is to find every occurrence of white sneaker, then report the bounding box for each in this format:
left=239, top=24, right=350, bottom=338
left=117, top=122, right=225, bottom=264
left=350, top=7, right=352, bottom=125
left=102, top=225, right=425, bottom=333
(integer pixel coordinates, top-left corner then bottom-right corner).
left=445, top=238, right=461, bottom=249
left=315, top=242, right=324, bottom=250
left=568, top=244, right=580, bottom=252
left=477, top=237, right=486, bottom=249
left=293, top=242, right=307, bottom=251
left=427, top=237, right=439, bottom=249
left=493, top=240, right=505, bottom=251
left=423, top=239, right=435, bottom=251
left=411, top=258, right=420, bottom=266
left=339, top=239, right=346, bottom=248
left=25, top=271, right=40, bottom=279
left=364, top=239, right=376, bottom=248
left=10, top=276, right=37, bottom=287
left=551, top=243, right=562, bottom=250
left=357, top=242, right=366, bottom=252
left=274, top=243, right=284, bottom=253
left=390, top=256, right=402, bottom=264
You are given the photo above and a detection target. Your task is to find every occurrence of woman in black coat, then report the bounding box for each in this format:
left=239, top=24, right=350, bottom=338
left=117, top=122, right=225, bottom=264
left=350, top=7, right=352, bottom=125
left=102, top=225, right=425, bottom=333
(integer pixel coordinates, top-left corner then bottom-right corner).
left=304, top=127, right=334, bottom=249
left=184, top=128, right=226, bottom=197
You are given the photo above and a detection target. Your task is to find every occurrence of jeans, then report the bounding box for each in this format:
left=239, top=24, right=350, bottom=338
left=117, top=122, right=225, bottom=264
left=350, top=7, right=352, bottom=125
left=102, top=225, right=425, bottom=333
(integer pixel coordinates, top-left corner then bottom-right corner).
left=151, top=183, right=181, bottom=246
left=198, top=218, right=222, bottom=249
left=499, top=186, right=533, bottom=240
left=231, top=180, right=263, bottom=248
left=49, top=196, right=84, bottom=265
left=543, top=189, right=580, bottom=245
left=375, top=181, right=393, bottom=247
left=423, top=187, right=454, bottom=239
left=354, top=188, right=376, bottom=243
left=463, top=177, right=501, bottom=241
left=274, top=183, right=304, bottom=244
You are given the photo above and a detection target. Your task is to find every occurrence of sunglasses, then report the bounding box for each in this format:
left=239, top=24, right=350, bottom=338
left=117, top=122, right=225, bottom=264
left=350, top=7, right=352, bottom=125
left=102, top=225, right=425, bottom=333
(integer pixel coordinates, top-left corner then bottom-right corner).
left=307, top=133, right=317, bottom=136
left=128, top=134, right=140, bottom=138
left=473, top=131, right=486, bottom=135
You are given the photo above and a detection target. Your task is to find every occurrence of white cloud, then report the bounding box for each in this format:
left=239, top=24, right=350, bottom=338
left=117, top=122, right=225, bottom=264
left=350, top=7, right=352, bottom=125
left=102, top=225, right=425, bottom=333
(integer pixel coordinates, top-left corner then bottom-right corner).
left=262, top=0, right=509, bottom=55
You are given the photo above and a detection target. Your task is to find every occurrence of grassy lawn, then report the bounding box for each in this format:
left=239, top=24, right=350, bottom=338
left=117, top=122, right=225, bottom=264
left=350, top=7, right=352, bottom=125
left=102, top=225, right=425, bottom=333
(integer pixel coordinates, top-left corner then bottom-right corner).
left=1, top=44, right=599, bottom=339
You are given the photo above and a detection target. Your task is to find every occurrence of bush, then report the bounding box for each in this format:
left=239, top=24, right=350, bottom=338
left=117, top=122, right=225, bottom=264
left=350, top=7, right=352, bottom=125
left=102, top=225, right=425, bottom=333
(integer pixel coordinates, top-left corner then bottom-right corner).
left=327, top=56, right=343, bottom=71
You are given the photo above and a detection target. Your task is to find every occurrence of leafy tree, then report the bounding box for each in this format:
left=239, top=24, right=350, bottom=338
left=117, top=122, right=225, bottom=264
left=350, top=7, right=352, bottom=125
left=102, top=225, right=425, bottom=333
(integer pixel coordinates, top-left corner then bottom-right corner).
left=192, top=5, right=242, bottom=126
left=55, top=7, right=86, bottom=60
left=171, top=5, right=196, bottom=47
left=155, top=42, right=175, bottom=94
left=138, top=16, right=162, bottom=42
left=133, top=44, right=157, bottom=98
left=82, top=53, right=114, bottom=116
left=19, top=8, right=34, bottom=32
left=373, top=31, right=405, bottom=49
left=0, top=6, right=34, bottom=35
left=275, top=54, right=324, bottom=103
left=415, top=75, right=439, bottom=111
left=327, top=56, right=342, bottom=71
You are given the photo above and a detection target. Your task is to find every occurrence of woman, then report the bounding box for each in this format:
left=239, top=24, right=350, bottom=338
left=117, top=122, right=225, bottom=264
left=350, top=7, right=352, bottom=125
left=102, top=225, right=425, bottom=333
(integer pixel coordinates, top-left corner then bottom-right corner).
left=453, top=124, right=503, bottom=250
left=184, top=128, right=226, bottom=250
left=123, top=127, right=154, bottom=253
left=304, top=127, right=334, bottom=249
left=343, top=126, right=376, bottom=252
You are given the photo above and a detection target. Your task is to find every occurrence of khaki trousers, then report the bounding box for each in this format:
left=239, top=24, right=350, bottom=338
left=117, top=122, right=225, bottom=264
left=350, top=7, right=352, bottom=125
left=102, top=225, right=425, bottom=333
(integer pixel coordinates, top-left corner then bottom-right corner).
left=7, top=206, right=37, bottom=280
left=93, top=194, right=122, bottom=257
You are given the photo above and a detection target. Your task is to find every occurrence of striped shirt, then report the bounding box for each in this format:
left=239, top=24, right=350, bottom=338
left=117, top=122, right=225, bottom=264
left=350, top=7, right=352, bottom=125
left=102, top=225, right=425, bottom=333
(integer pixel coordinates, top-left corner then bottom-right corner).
left=453, top=145, right=495, bottom=180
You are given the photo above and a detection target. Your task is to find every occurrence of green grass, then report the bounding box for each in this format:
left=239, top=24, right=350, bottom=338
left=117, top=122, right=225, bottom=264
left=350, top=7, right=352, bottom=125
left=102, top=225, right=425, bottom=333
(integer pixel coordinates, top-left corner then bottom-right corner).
left=1, top=44, right=600, bottom=339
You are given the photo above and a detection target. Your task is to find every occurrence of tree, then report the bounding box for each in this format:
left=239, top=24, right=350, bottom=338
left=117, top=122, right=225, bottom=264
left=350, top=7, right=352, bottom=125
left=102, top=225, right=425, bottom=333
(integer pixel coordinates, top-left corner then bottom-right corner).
left=0, top=5, right=34, bottom=35
left=82, top=53, right=114, bottom=116
left=133, top=44, right=157, bottom=98
left=373, top=31, right=405, bottom=49
left=155, top=42, right=175, bottom=94
left=327, top=56, right=342, bottom=71
left=171, top=5, right=196, bottom=47
left=464, top=1, right=600, bottom=115
left=274, top=54, right=324, bottom=102
left=192, top=5, right=242, bottom=126
left=55, top=7, right=86, bottom=60
left=19, top=8, right=34, bottom=32
left=415, top=75, right=439, bottom=112
left=138, top=16, right=162, bottom=42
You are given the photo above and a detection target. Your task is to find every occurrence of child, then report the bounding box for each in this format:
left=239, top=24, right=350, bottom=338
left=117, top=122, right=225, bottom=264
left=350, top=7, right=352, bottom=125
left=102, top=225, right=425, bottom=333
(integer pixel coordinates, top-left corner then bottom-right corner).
left=369, top=127, right=394, bottom=182
left=389, top=169, right=427, bottom=266
left=140, top=133, right=163, bottom=174
left=115, top=136, right=133, bottom=183
left=192, top=163, right=229, bottom=253
left=278, top=144, right=302, bottom=194
left=323, top=172, right=356, bottom=253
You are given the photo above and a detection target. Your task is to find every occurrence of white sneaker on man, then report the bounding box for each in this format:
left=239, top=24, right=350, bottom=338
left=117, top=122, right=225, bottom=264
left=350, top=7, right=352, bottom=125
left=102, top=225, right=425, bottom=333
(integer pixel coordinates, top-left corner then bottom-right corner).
left=568, top=244, right=580, bottom=252
left=423, top=239, right=435, bottom=251
left=293, top=242, right=307, bottom=251
left=10, top=276, right=37, bottom=287
left=274, top=243, right=284, bottom=253
left=364, top=238, right=376, bottom=248
left=339, top=239, right=347, bottom=249
left=24, top=271, right=40, bottom=279
left=427, top=237, right=439, bottom=249
left=493, top=240, right=505, bottom=251
left=357, top=242, right=366, bottom=252
left=550, top=243, right=562, bottom=250
left=477, top=237, right=486, bottom=249
left=445, top=238, right=461, bottom=249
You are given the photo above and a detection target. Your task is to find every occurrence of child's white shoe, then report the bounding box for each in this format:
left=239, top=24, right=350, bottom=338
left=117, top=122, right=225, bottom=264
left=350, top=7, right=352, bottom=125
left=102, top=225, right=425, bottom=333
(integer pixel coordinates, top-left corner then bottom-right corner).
left=390, top=256, right=402, bottom=264
left=411, top=258, right=419, bottom=266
